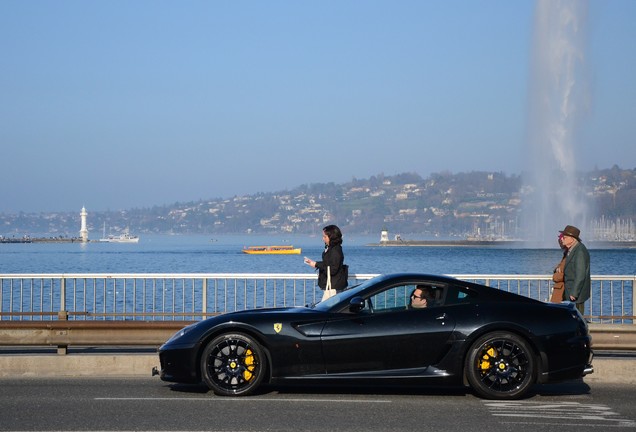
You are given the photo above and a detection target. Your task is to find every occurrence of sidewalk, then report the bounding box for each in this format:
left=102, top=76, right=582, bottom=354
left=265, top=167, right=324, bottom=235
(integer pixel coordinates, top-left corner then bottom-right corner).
left=0, top=352, right=634, bottom=384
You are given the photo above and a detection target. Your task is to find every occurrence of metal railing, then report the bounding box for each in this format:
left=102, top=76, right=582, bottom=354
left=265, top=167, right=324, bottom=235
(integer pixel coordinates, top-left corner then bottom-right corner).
left=454, top=274, right=636, bottom=323
left=1, top=273, right=634, bottom=324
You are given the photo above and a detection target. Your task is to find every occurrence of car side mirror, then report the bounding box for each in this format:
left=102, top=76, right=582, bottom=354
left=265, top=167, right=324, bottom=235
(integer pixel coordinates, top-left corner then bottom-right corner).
left=349, top=296, right=365, bottom=312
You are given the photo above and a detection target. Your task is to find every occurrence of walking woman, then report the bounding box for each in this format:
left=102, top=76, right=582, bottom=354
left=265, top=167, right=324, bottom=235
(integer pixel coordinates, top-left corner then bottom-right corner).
left=304, top=225, right=348, bottom=300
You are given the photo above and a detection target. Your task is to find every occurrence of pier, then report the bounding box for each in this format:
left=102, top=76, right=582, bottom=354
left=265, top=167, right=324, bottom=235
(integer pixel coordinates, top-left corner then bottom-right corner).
left=0, top=236, right=85, bottom=244
left=371, top=228, right=636, bottom=248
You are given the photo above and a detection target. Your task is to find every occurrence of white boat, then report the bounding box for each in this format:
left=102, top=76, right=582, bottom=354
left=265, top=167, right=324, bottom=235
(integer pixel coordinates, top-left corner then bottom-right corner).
left=99, top=232, right=139, bottom=243
left=99, top=224, right=139, bottom=243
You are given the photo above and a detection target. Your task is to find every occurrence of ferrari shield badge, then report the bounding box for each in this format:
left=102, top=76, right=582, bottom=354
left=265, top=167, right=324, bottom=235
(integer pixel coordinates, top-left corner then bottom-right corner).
left=274, top=323, right=282, bottom=333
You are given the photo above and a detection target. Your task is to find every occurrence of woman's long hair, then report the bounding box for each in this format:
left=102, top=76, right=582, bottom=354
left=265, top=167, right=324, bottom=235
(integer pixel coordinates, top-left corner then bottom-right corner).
left=323, top=225, right=343, bottom=246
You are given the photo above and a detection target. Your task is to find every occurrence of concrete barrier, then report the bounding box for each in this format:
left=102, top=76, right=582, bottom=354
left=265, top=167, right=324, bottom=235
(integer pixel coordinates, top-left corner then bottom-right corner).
left=0, top=353, right=159, bottom=377
left=585, top=358, right=636, bottom=384
left=0, top=353, right=633, bottom=385
left=1, top=322, right=635, bottom=352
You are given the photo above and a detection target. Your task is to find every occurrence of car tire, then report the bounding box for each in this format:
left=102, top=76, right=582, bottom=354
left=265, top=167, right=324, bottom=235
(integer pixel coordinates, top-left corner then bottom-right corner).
left=201, top=333, right=265, bottom=396
left=465, top=331, right=536, bottom=400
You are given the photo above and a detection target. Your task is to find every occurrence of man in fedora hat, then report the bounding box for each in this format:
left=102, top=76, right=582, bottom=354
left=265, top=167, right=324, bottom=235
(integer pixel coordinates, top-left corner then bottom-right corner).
left=559, top=225, right=590, bottom=315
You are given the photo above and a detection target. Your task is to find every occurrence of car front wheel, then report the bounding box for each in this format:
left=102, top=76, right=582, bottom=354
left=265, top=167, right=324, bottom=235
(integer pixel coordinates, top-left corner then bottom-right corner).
left=465, top=331, right=536, bottom=399
left=201, top=333, right=265, bottom=396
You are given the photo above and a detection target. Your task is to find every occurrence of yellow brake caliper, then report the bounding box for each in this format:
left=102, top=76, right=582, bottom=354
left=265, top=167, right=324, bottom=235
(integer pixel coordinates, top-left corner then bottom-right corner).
left=479, top=347, right=497, bottom=372
left=243, top=349, right=255, bottom=381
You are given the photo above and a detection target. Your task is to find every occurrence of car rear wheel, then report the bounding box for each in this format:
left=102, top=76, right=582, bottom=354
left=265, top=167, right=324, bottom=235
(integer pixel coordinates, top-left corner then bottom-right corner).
left=465, top=331, right=536, bottom=399
left=201, top=333, right=265, bottom=396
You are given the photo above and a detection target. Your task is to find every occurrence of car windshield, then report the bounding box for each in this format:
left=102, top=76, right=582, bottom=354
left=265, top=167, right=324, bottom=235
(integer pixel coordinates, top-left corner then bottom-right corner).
left=310, top=279, right=376, bottom=310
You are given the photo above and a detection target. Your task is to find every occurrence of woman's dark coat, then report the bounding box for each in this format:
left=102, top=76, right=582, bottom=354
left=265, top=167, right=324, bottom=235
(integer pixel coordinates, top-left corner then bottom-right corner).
left=315, top=244, right=347, bottom=291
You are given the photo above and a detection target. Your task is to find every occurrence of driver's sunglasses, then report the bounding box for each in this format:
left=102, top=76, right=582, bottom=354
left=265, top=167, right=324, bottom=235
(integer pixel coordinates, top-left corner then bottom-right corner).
left=411, top=293, right=425, bottom=299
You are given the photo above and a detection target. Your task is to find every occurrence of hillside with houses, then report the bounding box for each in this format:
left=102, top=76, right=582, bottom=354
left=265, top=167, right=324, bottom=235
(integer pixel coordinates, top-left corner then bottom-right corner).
left=1, top=166, right=635, bottom=241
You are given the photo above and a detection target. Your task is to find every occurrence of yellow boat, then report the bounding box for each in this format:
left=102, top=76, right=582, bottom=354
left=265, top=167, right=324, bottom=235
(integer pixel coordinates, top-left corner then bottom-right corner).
left=242, top=245, right=302, bottom=255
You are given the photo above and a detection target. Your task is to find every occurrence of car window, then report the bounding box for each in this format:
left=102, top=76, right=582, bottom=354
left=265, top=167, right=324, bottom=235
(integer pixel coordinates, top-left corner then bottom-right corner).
left=444, top=285, right=477, bottom=305
left=368, top=283, right=446, bottom=313
left=369, top=284, right=414, bottom=312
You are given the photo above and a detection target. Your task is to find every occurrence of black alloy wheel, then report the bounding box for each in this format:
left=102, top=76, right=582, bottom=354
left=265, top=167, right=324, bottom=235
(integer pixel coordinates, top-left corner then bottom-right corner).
left=465, top=331, right=536, bottom=399
left=201, top=333, right=265, bottom=396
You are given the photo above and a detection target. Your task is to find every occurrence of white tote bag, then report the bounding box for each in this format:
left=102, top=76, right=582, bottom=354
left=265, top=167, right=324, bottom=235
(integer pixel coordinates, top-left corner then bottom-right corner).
left=321, top=266, right=337, bottom=301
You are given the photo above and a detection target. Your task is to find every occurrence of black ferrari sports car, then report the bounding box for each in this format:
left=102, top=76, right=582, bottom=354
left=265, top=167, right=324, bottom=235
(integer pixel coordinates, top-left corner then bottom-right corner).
left=156, top=273, right=593, bottom=399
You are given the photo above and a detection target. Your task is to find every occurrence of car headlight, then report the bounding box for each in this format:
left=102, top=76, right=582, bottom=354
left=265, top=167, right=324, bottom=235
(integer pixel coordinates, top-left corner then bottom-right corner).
left=166, top=324, right=194, bottom=343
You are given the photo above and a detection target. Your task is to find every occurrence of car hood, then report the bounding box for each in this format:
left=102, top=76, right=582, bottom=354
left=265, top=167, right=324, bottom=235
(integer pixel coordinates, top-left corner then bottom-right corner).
left=191, top=306, right=323, bottom=331
left=215, top=306, right=316, bottom=319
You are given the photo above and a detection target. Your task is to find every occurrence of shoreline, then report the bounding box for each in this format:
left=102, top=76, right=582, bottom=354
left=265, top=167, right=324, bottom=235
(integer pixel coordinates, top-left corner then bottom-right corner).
left=367, top=240, right=636, bottom=249
left=0, top=237, right=85, bottom=244
left=3, top=236, right=636, bottom=249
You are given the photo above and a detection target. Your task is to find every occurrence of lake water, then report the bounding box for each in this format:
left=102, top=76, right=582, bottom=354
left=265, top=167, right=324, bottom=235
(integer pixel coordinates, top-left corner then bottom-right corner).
left=1, top=234, right=634, bottom=276
left=2, top=234, right=634, bottom=322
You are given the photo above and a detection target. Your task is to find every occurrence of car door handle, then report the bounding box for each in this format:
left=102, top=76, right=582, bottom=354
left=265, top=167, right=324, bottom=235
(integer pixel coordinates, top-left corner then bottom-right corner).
left=436, top=313, right=446, bottom=321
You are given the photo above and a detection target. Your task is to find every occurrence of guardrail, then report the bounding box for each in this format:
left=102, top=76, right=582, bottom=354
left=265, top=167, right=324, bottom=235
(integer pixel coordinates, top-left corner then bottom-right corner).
left=1, top=273, right=634, bottom=353
left=0, top=321, right=633, bottom=354
left=456, top=274, right=635, bottom=323
left=2, top=273, right=634, bottom=322
left=0, top=273, right=375, bottom=322
left=0, top=320, right=187, bottom=354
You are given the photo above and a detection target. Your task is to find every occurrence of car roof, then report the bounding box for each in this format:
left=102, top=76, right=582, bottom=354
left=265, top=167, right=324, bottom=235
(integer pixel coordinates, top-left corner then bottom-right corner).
left=354, top=273, right=540, bottom=304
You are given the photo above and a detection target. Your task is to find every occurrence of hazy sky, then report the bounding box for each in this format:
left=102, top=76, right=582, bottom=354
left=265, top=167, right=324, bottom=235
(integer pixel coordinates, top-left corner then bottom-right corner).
left=1, top=0, right=634, bottom=213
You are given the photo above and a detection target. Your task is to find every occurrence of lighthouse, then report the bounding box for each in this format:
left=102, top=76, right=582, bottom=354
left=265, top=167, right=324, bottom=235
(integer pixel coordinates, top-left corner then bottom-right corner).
left=380, top=228, right=389, bottom=243
left=79, top=206, right=88, bottom=242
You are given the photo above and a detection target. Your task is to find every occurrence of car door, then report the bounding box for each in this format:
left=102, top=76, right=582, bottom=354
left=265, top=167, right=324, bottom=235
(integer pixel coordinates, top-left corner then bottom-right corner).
left=319, top=283, right=456, bottom=374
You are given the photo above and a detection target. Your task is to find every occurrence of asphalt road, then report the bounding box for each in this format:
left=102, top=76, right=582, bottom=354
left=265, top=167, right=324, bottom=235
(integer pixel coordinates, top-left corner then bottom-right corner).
left=1, top=377, right=634, bottom=431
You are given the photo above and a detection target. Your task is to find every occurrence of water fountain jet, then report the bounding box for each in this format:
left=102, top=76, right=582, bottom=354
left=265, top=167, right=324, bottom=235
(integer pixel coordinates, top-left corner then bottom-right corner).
left=523, top=0, right=590, bottom=246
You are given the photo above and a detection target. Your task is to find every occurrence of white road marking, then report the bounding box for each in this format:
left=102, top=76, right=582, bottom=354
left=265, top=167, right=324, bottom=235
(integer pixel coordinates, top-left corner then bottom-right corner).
left=483, top=401, right=636, bottom=427
left=95, top=397, right=391, bottom=403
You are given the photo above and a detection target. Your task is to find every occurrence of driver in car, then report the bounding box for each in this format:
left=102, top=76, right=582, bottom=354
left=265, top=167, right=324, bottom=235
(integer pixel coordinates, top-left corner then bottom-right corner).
left=410, top=285, right=435, bottom=309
